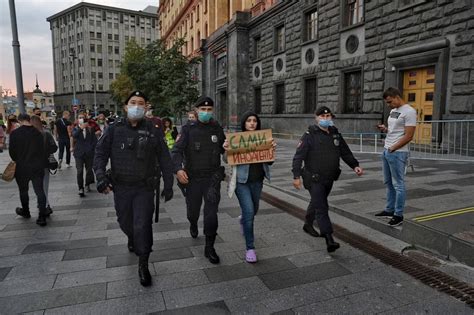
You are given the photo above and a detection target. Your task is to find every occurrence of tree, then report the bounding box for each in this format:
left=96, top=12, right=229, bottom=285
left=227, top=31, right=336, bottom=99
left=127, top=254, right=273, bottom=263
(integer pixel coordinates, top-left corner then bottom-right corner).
left=110, top=38, right=200, bottom=118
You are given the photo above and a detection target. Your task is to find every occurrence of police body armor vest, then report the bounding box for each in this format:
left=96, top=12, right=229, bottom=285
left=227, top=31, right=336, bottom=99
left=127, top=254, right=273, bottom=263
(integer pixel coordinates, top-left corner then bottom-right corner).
left=185, top=122, right=221, bottom=177
left=305, top=126, right=342, bottom=180
left=110, top=120, right=157, bottom=184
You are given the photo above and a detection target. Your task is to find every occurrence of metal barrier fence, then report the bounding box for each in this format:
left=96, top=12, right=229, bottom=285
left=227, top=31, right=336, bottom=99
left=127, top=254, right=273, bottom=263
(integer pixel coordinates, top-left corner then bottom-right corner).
left=275, top=120, right=474, bottom=162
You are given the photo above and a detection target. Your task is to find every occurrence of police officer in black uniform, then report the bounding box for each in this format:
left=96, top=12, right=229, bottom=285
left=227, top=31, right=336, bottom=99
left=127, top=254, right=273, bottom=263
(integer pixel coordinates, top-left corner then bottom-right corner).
left=93, top=91, right=174, bottom=286
left=172, top=96, right=225, bottom=264
left=292, top=106, right=363, bottom=253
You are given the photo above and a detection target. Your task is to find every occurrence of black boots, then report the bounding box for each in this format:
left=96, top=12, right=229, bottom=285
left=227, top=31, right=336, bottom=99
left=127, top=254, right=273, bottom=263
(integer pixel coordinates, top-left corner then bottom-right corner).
left=127, top=238, right=134, bottom=252
left=190, top=222, right=198, bottom=238
left=323, top=234, right=340, bottom=253
left=204, top=235, right=220, bottom=264
left=138, top=254, right=151, bottom=287
left=15, top=207, right=31, bottom=218
left=303, top=223, right=320, bottom=237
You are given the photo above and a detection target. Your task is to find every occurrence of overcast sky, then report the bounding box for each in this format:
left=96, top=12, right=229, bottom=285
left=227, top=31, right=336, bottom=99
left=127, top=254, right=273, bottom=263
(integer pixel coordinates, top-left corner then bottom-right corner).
left=0, top=0, right=158, bottom=95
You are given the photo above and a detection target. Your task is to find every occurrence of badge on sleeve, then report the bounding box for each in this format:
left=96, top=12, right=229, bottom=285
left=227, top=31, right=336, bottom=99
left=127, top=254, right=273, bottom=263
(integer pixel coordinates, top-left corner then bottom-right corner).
left=211, top=135, right=218, bottom=143
left=297, top=140, right=302, bottom=148
left=333, top=135, right=340, bottom=146
left=176, top=134, right=181, bottom=142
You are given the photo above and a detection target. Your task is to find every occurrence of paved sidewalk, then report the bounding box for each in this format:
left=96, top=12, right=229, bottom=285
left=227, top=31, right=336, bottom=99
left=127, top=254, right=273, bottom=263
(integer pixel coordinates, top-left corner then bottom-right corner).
left=0, top=150, right=471, bottom=313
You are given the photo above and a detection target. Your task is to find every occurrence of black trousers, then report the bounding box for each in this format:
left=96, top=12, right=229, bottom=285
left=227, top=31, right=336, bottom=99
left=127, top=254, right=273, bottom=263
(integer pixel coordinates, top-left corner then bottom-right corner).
left=306, top=179, right=334, bottom=235
left=15, top=168, right=47, bottom=215
left=185, top=177, right=220, bottom=236
left=113, top=184, right=155, bottom=256
left=75, top=155, right=94, bottom=189
left=58, top=138, right=71, bottom=164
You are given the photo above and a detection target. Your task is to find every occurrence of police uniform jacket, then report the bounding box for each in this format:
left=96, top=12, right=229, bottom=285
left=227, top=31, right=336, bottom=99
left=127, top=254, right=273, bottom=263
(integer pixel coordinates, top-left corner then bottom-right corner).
left=171, top=119, right=225, bottom=178
left=93, top=118, right=174, bottom=190
left=292, top=125, right=359, bottom=181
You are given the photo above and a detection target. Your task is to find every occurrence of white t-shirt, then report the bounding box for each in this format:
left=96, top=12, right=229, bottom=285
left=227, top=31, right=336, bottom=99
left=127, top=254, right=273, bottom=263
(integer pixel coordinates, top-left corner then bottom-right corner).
left=384, top=104, right=417, bottom=152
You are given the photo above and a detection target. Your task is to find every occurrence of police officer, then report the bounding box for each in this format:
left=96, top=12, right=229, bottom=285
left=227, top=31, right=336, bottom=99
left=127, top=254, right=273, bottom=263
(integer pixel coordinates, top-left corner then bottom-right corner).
left=292, top=106, right=363, bottom=253
left=172, top=96, right=225, bottom=264
left=93, top=91, right=174, bottom=286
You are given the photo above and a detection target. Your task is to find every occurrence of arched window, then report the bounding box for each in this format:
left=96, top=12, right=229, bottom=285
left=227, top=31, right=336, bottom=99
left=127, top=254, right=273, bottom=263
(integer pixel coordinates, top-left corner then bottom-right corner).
left=205, top=23, right=208, bottom=37
left=190, top=37, right=194, bottom=52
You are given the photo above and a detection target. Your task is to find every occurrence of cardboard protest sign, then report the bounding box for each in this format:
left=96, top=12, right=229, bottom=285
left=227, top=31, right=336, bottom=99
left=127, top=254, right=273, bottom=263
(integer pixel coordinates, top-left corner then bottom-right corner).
left=226, top=129, right=275, bottom=165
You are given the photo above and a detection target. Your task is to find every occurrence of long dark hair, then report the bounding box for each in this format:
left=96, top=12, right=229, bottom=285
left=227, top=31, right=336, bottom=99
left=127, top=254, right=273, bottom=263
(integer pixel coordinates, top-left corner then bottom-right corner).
left=240, top=111, right=261, bottom=132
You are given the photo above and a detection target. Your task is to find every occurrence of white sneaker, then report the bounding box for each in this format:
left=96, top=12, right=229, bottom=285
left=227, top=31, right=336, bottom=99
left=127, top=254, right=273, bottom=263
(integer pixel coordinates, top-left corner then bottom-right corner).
left=66, top=164, right=72, bottom=168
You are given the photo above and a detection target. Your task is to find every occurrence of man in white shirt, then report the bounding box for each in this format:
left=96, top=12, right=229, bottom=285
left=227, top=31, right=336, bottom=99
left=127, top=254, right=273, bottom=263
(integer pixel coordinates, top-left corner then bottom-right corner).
left=375, top=87, right=416, bottom=226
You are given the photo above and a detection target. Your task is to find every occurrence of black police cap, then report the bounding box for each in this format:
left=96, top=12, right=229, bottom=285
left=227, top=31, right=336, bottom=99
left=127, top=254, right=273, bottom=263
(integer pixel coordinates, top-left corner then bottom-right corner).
left=194, top=96, right=214, bottom=108
left=125, top=90, right=148, bottom=104
left=315, top=106, right=335, bottom=117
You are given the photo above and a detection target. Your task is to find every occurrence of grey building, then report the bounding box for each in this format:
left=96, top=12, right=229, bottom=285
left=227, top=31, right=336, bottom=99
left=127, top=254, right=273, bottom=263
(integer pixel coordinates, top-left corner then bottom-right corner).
left=47, top=2, right=159, bottom=115
left=200, top=0, right=474, bottom=144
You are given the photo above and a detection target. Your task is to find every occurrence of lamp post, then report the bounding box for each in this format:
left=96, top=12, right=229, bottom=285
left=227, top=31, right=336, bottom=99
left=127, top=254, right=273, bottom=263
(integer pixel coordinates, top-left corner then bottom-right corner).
left=92, top=80, right=97, bottom=117
left=69, top=49, right=77, bottom=120
left=9, top=0, right=25, bottom=114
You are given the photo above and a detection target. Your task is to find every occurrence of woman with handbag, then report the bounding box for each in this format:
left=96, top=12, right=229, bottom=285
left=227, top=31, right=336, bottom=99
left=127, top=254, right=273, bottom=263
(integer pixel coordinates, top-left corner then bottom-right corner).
left=31, top=116, right=58, bottom=215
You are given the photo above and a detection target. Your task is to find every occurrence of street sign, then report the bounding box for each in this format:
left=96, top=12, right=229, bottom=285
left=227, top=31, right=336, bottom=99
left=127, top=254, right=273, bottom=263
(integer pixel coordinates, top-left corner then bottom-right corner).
left=73, top=98, right=79, bottom=105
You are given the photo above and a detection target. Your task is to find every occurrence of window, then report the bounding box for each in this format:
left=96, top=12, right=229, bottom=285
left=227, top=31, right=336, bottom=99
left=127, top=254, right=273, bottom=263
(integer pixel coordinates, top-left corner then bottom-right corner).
left=343, top=0, right=364, bottom=27
left=107, top=22, right=112, bottom=28
left=90, top=31, right=95, bottom=38
left=304, top=10, right=318, bottom=41
left=108, top=34, right=112, bottom=40
left=114, top=46, right=119, bottom=54
left=304, top=77, right=317, bottom=114
left=109, top=73, right=114, bottom=79
left=343, top=70, right=362, bottom=113
left=97, top=45, right=102, bottom=53
left=253, top=36, right=261, bottom=59
left=96, top=20, right=101, bottom=27
left=91, top=71, right=96, bottom=79
left=254, top=87, right=262, bottom=114
left=98, top=72, right=103, bottom=79
left=204, top=0, right=208, bottom=13
left=274, top=83, right=285, bottom=114
left=274, top=25, right=285, bottom=53
left=96, top=32, right=102, bottom=39
left=205, top=23, right=208, bottom=37
left=197, top=5, right=200, bottom=21
left=98, top=84, right=103, bottom=91
left=115, top=60, right=120, bottom=67
left=191, top=37, right=194, bottom=52
left=114, top=23, right=118, bottom=29
left=108, top=46, right=113, bottom=54
left=89, top=19, right=94, bottom=26
left=216, top=55, right=227, bottom=78
left=97, top=59, right=102, bottom=67
left=190, top=14, right=193, bottom=28
left=114, top=34, right=119, bottom=40
left=90, top=58, right=96, bottom=66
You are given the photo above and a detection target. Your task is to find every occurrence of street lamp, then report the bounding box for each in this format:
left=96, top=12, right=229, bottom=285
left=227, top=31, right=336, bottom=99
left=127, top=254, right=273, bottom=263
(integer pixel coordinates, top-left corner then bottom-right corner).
left=69, top=48, right=77, bottom=119
left=92, top=80, right=97, bottom=117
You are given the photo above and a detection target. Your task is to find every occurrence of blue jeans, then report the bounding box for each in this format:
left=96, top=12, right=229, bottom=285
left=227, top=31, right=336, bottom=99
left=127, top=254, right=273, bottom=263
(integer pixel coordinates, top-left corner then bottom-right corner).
left=235, top=181, right=263, bottom=250
left=382, top=149, right=408, bottom=217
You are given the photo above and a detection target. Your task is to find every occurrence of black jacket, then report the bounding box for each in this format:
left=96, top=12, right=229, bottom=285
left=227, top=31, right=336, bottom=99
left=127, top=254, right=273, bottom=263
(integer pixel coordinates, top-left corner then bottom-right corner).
left=72, top=126, right=97, bottom=159
left=9, top=125, right=45, bottom=171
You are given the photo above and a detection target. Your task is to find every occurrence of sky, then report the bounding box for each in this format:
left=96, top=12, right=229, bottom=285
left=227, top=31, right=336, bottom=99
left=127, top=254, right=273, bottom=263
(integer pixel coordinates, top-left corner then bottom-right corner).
left=0, top=0, right=158, bottom=95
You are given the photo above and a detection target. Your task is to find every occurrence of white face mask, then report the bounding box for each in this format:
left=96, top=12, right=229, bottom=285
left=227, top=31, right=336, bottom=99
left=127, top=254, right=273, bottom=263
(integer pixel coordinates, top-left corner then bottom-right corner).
left=127, top=105, right=145, bottom=120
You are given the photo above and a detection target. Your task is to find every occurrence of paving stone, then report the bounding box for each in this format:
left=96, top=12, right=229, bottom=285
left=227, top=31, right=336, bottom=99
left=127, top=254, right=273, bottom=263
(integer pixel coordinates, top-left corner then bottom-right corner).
left=204, top=257, right=296, bottom=283
left=6, top=257, right=107, bottom=280
left=286, top=251, right=334, bottom=268
left=406, top=188, right=460, bottom=200
left=53, top=265, right=148, bottom=289
left=225, top=280, right=335, bottom=314
left=271, top=309, right=295, bottom=315
left=106, top=247, right=194, bottom=268
left=0, top=283, right=106, bottom=314
left=107, top=270, right=210, bottom=299
left=0, top=275, right=56, bottom=297
left=0, top=245, right=26, bottom=257
left=151, top=301, right=231, bottom=315
left=2, top=220, right=77, bottom=232
left=153, top=252, right=242, bottom=274
left=335, top=254, right=385, bottom=273
left=45, top=291, right=165, bottom=314
left=258, top=262, right=352, bottom=291
left=162, top=277, right=270, bottom=310
left=62, top=244, right=128, bottom=261
left=0, top=267, right=12, bottom=281
left=0, top=251, right=65, bottom=268
left=380, top=294, right=473, bottom=314
left=22, top=237, right=108, bottom=254
left=330, top=198, right=359, bottom=205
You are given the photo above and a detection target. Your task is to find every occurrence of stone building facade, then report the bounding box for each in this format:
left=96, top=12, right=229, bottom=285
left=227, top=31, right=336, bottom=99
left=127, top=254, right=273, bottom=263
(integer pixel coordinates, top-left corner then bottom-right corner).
left=199, top=0, right=474, bottom=142
left=47, top=3, right=159, bottom=115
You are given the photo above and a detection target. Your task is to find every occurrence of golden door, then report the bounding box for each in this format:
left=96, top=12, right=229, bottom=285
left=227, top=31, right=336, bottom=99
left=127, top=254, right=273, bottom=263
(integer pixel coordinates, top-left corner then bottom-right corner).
left=403, top=67, right=434, bottom=144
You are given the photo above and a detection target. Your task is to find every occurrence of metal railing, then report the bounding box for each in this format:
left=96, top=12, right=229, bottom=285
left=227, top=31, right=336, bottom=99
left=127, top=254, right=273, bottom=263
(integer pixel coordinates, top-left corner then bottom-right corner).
left=341, top=120, right=474, bottom=162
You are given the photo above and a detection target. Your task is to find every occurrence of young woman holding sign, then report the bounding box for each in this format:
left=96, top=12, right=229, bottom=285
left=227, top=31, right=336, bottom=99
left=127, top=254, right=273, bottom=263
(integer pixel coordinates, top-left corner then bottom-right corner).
left=223, top=111, right=276, bottom=263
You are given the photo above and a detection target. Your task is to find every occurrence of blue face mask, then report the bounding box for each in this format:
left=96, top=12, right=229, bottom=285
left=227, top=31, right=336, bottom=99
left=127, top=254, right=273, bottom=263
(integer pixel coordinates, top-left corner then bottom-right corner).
left=198, top=111, right=213, bottom=123
left=318, top=119, right=334, bottom=128
left=127, top=105, right=145, bottom=120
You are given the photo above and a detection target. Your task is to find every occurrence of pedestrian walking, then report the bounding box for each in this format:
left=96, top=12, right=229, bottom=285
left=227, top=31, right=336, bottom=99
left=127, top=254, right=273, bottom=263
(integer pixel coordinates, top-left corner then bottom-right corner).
left=163, top=117, right=178, bottom=150
left=187, top=110, right=197, bottom=122
left=292, top=106, right=363, bottom=253
left=224, top=111, right=276, bottom=263
left=94, top=90, right=174, bottom=287
left=375, top=87, right=416, bottom=226
left=9, top=114, right=48, bottom=226
left=54, top=111, right=72, bottom=169
left=172, top=96, right=226, bottom=264
left=31, top=115, right=57, bottom=216
left=72, top=113, right=98, bottom=197
left=96, top=112, right=109, bottom=134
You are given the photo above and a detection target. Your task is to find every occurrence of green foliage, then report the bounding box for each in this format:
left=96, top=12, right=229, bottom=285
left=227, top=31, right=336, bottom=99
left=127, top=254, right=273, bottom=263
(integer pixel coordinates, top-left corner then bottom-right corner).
left=109, top=38, right=200, bottom=118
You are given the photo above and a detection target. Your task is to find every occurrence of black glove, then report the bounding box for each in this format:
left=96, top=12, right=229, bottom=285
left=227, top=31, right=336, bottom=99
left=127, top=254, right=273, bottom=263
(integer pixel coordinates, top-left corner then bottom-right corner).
left=96, top=176, right=112, bottom=193
left=161, top=188, right=173, bottom=202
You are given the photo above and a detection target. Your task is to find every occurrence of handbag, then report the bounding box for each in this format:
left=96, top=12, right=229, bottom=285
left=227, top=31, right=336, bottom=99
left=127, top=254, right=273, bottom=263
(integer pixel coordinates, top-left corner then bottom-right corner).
left=1, top=161, right=16, bottom=182
left=47, top=154, right=58, bottom=171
